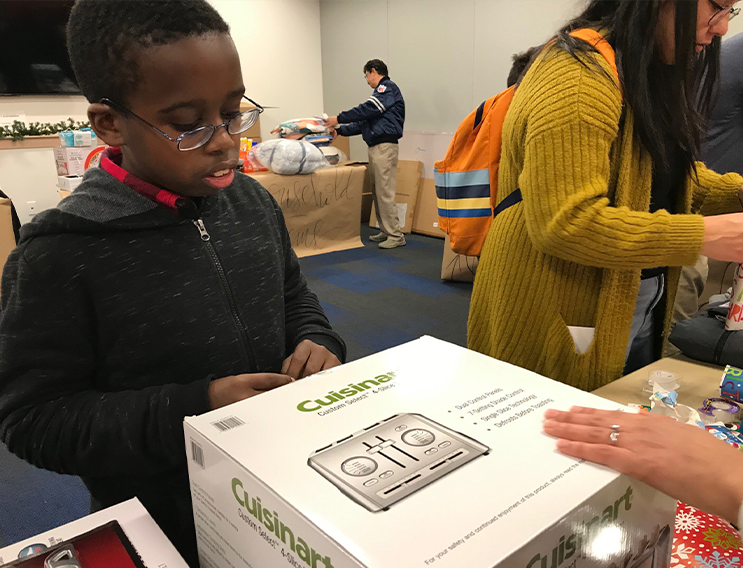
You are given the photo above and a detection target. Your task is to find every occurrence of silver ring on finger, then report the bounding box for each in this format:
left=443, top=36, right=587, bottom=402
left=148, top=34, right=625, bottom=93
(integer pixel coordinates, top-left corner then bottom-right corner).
left=609, top=424, right=620, bottom=445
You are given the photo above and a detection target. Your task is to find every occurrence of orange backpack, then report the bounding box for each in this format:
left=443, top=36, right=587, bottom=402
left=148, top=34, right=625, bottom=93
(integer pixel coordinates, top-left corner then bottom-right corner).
left=434, top=29, right=619, bottom=256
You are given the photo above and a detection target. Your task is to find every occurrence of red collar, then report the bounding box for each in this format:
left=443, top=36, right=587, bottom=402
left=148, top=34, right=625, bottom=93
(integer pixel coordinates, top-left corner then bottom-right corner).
left=100, top=147, right=183, bottom=214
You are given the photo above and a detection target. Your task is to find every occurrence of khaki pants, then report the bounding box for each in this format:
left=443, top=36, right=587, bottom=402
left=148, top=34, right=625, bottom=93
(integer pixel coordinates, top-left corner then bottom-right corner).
left=368, top=143, right=403, bottom=239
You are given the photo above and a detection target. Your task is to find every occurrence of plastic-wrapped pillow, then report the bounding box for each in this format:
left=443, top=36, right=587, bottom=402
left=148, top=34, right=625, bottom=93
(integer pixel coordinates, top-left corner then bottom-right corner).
left=253, top=139, right=329, bottom=175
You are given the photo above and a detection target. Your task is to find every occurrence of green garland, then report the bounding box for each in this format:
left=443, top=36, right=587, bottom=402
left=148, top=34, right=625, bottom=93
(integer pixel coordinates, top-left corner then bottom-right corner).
left=0, top=118, right=90, bottom=142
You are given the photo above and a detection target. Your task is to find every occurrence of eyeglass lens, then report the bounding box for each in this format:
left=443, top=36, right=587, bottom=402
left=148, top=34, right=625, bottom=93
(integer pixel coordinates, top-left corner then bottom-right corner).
left=178, top=109, right=260, bottom=151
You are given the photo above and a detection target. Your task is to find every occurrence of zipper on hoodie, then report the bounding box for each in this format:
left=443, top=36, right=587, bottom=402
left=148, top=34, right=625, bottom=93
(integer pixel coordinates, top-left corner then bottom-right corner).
left=192, top=218, right=257, bottom=370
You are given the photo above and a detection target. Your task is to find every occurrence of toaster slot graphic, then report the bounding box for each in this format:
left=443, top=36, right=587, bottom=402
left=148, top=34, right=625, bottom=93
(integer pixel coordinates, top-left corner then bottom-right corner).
left=308, top=413, right=489, bottom=511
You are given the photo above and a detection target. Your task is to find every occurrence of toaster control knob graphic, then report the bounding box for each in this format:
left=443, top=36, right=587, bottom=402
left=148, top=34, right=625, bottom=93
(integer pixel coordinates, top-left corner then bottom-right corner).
left=402, top=428, right=435, bottom=446
left=341, top=457, right=378, bottom=477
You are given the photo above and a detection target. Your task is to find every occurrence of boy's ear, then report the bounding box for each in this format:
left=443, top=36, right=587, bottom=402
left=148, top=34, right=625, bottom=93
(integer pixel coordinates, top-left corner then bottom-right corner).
left=87, top=103, right=126, bottom=147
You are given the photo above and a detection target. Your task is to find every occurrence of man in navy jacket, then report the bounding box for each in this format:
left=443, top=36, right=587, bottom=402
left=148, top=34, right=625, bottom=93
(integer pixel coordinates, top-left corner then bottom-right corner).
left=328, top=59, right=406, bottom=249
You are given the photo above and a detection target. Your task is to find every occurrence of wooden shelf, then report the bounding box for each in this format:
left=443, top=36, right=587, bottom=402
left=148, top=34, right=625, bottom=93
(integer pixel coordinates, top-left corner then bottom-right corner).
left=0, top=135, right=61, bottom=150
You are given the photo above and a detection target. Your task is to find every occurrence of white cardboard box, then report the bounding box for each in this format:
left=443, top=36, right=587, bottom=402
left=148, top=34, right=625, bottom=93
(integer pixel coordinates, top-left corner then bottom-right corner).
left=53, top=147, right=104, bottom=177
left=0, top=498, right=188, bottom=568
left=185, top=337, right=676, bottom=568
left=57, top=175, right=84, bottom=192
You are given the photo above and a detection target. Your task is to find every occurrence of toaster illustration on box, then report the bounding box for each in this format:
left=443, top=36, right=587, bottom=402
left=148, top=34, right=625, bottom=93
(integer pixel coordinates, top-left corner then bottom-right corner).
left=625, top=524, right=673, bottom=568
left=308, top=413, right=490, bottom=512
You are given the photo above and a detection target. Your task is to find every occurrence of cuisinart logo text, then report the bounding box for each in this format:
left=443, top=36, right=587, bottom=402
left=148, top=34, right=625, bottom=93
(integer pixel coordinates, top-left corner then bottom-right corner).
left=526, top=486, right=634, bottom=568
left=232, top=478, right=334, bottom=567
left=296, top=372, right=397, bottom=413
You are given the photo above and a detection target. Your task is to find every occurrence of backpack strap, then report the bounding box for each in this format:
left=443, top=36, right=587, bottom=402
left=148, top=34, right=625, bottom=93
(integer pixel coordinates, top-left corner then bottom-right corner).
left=493, top=188, right=522, bottom=217
left=568, top=28, right=620, bottom=86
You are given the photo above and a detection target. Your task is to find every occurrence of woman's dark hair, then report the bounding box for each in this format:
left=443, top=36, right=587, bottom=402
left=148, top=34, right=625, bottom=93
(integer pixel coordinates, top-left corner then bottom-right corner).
left=556, top=0, right=721, bottom=175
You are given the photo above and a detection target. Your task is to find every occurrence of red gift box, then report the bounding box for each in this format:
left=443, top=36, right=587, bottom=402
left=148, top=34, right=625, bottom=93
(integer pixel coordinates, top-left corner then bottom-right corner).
left=672, top=502, right=743, bottom=567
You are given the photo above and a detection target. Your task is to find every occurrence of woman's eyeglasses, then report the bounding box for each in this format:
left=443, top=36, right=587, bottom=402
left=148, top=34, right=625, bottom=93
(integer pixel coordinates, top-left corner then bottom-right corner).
left=99, top=95, right=264, bottom=151
left=709, top=0, right=741, bottom=26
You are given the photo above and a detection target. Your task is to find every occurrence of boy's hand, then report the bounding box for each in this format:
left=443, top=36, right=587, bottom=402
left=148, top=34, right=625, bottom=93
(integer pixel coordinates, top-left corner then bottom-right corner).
left=281, top=340, right=341, bottom=379
left=208, top=373, right=293, bottom=409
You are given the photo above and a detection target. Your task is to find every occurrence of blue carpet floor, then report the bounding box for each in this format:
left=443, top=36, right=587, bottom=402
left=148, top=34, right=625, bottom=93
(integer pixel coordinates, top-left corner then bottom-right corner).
left=0, top=224, right=471, bottom=547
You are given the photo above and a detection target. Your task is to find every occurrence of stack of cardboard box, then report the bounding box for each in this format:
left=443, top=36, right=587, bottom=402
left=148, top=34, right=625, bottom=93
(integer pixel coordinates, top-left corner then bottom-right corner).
left=369, top=160, right=423, bottom=233
left=0, top=197, right=16, bottom=289
left=238, top=101, right=264, bottom=145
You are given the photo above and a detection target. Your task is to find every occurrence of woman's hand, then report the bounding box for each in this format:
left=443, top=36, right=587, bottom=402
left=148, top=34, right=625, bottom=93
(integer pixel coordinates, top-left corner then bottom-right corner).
left=701, top=213, right=743, bottom=263
left=543, top=406, right=743, bottom=523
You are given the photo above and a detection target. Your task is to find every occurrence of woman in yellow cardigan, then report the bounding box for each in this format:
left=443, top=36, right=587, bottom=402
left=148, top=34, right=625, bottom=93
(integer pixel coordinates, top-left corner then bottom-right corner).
left=468, top=0, right=743, bottom=391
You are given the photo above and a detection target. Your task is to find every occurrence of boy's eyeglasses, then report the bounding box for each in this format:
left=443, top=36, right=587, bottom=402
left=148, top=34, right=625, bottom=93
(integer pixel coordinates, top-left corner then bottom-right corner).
left=99, top=95, right=264, bottom=151
left=709, top=0, right=741, bottom=25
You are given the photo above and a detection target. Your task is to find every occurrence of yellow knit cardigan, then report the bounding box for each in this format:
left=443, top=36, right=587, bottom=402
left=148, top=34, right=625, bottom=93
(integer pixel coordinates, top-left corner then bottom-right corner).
left=468, top=45, right=743, bottom=391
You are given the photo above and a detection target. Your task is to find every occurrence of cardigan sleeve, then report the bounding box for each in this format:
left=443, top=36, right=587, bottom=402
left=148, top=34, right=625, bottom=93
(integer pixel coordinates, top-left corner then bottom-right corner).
left=689, top=161, right=743, bottom=216
left=517, top=48, right=704, bottom=270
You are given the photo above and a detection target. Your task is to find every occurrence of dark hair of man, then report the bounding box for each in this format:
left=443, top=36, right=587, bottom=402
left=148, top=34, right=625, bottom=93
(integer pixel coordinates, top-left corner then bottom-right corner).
left=554, top=0, right=720, bottom=176
left=507, top=47, right=541, bottom=88
left=364, top=59, right=389, bottom=78
left=66, top=0, right=230, bottom=105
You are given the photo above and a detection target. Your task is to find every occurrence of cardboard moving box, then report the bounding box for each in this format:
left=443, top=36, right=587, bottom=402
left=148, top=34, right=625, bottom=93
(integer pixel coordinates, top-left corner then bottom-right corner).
left=369, top=160, right=423, bottom=234
left=0, top=198, right=15, bottom=284
left=330, top=135, right=351, bottom=159
left=248, top=164, right=365, bottom=257
left=186, top=337, right=675, bottom=568
left=239, top=101, right=263, bottom=139
left=413, top=178, right=443, bottom=238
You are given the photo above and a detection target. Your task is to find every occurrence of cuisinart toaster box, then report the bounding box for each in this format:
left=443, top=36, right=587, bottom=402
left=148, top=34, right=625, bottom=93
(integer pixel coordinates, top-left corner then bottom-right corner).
left=184, top=337, right=676, bottom=568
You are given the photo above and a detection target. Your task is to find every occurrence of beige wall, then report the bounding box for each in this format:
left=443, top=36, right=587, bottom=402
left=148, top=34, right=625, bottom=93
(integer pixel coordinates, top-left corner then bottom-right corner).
left=321, top=0, right=743, bottom=161
left=212, top=0, right=325, bottom=140
left=321, top=0, right=581, bottom=159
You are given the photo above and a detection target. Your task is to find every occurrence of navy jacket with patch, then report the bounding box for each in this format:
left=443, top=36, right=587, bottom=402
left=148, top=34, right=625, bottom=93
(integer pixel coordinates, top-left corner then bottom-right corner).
left=337, top=76, right=405, bottom=146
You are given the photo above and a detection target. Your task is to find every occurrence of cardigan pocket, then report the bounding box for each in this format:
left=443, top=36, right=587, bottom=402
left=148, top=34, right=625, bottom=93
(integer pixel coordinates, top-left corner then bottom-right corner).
left=567, top=326, right=595, bottom=354
left=541, top=314, right=600, bottom=390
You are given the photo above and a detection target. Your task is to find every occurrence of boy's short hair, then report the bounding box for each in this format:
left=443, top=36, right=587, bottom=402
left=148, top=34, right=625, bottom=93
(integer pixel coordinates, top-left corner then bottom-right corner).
left=506, top=47, right=540, bottom=88
left=363, top=59, right=388, bottom=77
left=67, top=0, right=230, bottom=105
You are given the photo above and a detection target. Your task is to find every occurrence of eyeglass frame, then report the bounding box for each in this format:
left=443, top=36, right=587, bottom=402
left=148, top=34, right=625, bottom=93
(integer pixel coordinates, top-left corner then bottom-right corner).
left=708, top=0, right=741, bottom=26
left=99, top=95, right=264, bottom=151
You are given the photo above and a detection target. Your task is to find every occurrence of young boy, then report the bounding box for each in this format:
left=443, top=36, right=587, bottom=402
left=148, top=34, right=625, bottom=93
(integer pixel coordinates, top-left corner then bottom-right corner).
left=0, top=1, right=346, bottom=566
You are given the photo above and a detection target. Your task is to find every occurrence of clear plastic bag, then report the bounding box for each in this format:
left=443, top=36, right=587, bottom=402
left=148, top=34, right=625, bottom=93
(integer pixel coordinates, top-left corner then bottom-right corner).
left=254, top=139, right=329, bottom=175
left=319, top=146, right=348, bottom=166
